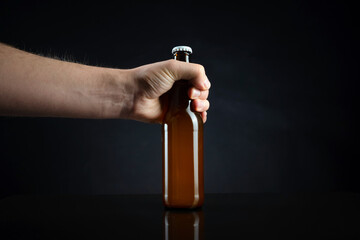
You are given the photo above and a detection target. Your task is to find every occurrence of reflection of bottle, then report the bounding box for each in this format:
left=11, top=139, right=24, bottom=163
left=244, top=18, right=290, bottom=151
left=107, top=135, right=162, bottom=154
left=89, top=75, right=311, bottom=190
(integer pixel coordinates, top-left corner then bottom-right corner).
left=163, top=210, right=203, bottom=240
left=162, top=46, right=204, bottom=209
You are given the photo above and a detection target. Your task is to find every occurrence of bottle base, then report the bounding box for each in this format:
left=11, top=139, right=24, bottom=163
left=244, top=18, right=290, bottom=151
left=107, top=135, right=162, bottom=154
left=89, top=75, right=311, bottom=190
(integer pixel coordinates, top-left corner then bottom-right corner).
left=164, top=205, right=203, bottom=210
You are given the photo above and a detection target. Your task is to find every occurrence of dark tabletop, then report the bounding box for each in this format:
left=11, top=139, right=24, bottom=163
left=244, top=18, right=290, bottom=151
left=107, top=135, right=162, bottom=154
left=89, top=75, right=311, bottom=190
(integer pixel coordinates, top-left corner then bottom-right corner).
left=0, top=193, right=359, bottom=239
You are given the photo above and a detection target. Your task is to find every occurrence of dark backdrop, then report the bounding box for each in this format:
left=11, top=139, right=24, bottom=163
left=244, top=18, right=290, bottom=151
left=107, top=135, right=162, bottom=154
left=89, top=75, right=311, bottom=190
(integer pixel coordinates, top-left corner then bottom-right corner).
left=0, top=1, right=358, bottom=197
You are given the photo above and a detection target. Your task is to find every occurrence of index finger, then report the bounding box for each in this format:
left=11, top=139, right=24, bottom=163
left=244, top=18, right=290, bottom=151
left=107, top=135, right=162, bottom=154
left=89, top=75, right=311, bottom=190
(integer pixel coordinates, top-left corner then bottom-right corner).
left=166, top=59, right=211, bottom=91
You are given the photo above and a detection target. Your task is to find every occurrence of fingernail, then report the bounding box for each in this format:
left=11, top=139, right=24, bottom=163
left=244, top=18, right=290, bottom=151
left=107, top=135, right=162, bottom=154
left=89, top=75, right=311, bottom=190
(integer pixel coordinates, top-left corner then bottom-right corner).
left=204, top=79, right=211, bottom=89
left=193, top=89, right=201, bottom=98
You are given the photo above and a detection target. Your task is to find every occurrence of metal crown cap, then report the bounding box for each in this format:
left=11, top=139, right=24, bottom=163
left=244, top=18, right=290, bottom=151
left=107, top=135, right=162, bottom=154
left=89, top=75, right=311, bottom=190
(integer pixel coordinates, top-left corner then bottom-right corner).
left=172, top=46, right=193, bottom=55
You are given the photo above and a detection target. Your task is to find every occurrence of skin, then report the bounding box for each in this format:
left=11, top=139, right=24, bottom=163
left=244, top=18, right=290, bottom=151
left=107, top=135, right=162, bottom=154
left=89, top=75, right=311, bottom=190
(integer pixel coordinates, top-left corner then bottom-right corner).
left=0, top=43, right=210, bottom=123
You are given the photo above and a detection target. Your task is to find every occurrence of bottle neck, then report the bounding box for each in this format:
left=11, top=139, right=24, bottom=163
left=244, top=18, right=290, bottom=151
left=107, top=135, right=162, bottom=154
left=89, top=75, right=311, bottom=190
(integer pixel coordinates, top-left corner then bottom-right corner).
left=169, top=80, right=190, bottom=109
left=170, top=51, right=191, bottom=109
left=174, top=52, right=190, bottom=62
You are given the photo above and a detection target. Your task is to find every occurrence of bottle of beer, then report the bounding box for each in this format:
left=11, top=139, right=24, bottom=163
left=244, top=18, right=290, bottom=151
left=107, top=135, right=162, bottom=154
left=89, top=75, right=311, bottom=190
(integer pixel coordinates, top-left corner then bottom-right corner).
left=162, top=46, right=204, bottom=208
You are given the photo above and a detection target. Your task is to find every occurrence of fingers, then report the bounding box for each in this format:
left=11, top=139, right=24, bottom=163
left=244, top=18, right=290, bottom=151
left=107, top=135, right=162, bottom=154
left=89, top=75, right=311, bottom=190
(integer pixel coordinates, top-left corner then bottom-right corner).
left=166, top=59, right=211, bottom=91
left=188, top=87, right=209, bottom=100
left=201, top=111, right=208, bottom=123
left=189, top=87, right=209, bottom=122
left=164, top=59, right=211, bottom=123
left=191, top=99, right=210, bottom=112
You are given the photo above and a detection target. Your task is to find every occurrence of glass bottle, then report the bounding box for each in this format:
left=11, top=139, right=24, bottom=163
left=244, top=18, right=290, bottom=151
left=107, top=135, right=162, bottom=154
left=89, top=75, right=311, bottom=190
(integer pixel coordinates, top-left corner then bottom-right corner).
left=162, top=46, right=204, bottom=208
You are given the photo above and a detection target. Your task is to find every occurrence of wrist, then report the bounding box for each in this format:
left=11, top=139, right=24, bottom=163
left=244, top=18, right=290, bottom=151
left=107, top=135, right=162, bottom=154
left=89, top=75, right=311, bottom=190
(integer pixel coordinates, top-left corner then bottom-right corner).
left=93, top=67, right=136, bottom=119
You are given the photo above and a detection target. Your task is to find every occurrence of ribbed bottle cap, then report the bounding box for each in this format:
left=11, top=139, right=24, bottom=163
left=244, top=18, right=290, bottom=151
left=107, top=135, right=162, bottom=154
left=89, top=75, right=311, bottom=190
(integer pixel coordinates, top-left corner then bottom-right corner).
left=172, top=46, right=193, bottom=55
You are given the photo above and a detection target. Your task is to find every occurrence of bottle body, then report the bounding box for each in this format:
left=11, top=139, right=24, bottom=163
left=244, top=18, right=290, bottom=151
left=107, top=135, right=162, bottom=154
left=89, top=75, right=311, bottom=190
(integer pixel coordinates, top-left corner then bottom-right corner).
left=162, top=47, right=204, bottom=208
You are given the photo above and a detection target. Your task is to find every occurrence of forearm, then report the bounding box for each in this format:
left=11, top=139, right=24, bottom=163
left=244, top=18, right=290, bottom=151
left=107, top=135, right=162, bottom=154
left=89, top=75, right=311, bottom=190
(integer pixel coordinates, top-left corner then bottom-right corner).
left=0, top=43, right=134, bottom=119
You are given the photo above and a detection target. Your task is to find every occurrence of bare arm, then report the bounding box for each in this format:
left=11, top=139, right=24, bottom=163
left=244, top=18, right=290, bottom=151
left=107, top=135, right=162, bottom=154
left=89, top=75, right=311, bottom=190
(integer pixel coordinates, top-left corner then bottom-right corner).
left=0, top=43, right=134, bottom=119
left=0, top=43, right=210, bottom=122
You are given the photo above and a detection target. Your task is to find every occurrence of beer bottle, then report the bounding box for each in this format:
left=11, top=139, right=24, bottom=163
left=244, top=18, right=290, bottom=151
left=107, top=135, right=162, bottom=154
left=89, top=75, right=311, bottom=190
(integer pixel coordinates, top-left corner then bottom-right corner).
left=162, top=46, right=204, bottom=208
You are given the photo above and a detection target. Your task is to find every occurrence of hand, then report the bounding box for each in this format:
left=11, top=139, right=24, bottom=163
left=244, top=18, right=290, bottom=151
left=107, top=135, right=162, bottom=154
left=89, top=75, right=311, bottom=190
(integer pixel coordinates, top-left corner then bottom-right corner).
left=129, top=59, right=211, bottom=123
left=0, top=43, right=210, bottom=122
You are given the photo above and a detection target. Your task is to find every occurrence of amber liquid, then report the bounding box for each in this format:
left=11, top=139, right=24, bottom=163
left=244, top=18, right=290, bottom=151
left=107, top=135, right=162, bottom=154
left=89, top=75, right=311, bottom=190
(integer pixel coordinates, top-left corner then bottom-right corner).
left=162, top=52, right=204, bottom=208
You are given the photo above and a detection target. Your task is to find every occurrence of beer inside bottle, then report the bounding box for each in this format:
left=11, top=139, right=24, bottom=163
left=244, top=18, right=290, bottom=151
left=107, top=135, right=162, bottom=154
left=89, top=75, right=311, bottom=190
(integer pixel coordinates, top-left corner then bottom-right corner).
left=162, top=46, right=204, bottom=208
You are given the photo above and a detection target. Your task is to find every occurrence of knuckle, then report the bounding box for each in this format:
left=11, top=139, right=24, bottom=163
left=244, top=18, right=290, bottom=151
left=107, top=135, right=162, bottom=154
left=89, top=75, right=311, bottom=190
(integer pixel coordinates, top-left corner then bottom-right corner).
left=164, top=59, right=179, bottom=78
left=196, top=64, right=205, bottom=76
left=164, top=59, right=177, bottom=70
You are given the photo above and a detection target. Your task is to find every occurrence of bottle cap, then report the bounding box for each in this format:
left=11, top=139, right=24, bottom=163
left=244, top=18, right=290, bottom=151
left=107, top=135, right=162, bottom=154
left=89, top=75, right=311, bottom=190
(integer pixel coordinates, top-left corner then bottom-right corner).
left=172, top=46, right=193, bottom=55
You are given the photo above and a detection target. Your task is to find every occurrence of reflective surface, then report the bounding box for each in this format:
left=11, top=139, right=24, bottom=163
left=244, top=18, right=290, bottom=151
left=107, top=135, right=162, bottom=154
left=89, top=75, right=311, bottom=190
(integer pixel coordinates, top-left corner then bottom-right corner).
left=0, top=193, right=359, bottom=239
left=164, top=210, right=203, bottom=240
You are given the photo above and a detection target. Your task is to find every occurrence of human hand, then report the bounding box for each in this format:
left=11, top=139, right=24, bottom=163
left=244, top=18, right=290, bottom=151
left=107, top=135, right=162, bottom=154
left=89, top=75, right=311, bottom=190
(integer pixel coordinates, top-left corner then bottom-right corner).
left=129, top=59, right=211, bottom=123
left=0, top=43, right=210, bottom=121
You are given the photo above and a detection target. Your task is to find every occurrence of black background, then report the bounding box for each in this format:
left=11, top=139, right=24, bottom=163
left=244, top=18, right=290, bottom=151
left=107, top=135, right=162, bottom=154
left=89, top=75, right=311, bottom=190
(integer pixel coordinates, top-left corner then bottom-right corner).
left=0, top=0, right=358, bottom=198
